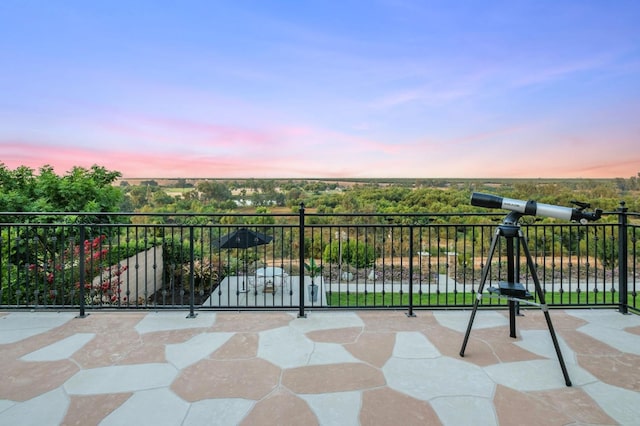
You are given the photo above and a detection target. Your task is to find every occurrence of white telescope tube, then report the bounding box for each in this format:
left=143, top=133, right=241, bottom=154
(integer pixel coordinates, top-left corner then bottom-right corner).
left=471, top=193, right=600, bottom=223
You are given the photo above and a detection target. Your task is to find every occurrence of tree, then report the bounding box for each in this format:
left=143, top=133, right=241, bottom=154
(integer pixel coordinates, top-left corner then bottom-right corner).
left=0, top=164, right=125, bottom=288
left=0, top=163, right=123, bottom=217
left=196, top=181, right=232, bottom=202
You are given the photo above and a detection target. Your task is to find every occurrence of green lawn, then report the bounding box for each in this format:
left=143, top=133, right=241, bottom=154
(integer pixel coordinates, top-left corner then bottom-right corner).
left=326, top=291, right=634, bottom=308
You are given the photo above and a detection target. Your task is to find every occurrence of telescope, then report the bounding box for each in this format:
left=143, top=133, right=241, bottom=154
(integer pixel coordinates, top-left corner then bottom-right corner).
left=471, top=192, right=602, bottom=223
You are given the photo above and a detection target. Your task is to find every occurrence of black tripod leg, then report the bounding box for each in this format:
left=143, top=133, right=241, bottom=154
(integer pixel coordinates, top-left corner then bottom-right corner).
left=505, top=236, right=517, bottom=338
left=460, top=228, right=500, bottom=357
left=508, top=301, right=517, bottom=338
left=520, top=232, right=572, bottom=387
left=459, top=293, right=480, bottom=357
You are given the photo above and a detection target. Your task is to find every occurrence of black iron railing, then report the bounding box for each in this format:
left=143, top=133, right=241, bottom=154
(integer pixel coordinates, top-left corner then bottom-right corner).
left=1, top=205, right=638, bottom=317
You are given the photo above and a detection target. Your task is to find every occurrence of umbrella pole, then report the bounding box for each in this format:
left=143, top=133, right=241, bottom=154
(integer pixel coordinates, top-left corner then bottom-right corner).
left=240, top=252, right=247, bottom=293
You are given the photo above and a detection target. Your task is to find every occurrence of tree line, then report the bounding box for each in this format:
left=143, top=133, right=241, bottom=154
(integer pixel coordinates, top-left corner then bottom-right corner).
left=2, top=163, right=639, bottom=222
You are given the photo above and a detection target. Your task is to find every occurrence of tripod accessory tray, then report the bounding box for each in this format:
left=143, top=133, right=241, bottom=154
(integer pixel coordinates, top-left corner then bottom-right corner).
left=488, top=281, right=532, bottom=299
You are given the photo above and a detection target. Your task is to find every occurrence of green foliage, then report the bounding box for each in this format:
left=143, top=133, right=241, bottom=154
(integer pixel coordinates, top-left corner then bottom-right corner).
left=197, top=181, right=232, bottom=202
left=304, top=258, right=322, bottom=278
left=0, top=233, right=158, bottom=306
left=580, top=227, right=619, bottom=268
left=105, top=238, right=160, bottom=265
left=322, top=239, right=376, bottom=268
left=115, top=174, right=640, bottom=219
left=162, top=238, right=200, bottom=268
left=0, top=163, right=123, bottom=219
left=303, top=236, right=325, bottom=259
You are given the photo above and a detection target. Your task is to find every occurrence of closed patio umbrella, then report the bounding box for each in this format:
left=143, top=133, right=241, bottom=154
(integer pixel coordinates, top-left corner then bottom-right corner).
left=213, top=228, right=273, bottom=250
left=213, top=228, right=274, bottom=292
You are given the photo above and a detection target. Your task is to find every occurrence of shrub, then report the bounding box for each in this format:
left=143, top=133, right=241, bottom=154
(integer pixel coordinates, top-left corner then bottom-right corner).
left=323, top=239, right=376, bottom=268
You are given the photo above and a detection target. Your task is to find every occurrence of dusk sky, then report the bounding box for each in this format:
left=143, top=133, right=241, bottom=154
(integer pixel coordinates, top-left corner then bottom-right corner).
left=1, top=1, right=639, bottom=179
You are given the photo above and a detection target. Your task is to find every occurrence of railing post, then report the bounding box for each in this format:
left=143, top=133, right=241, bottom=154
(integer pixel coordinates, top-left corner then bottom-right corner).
left=618, top=201, right=629, bottom=314
left=77, top=225, right=87, bottom=318
left=407, top=225, right=416, bottom=317
left=298, top=203, right=306, bottom=318
left=187, top=225, right=197, bottom=318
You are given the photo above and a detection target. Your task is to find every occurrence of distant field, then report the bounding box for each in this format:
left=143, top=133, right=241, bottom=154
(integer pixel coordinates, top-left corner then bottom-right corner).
left=118, top=177, right=620, bottom=184
left=117, top=177, right=619, bottom=188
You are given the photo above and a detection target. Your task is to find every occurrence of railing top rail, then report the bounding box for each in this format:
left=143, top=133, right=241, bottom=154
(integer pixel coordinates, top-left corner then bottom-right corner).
left=0, top=209, right=636, bottom=223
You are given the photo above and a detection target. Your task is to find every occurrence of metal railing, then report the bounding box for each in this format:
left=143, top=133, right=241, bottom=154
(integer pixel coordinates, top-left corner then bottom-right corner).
left=1, top=204, right=637, bottom=317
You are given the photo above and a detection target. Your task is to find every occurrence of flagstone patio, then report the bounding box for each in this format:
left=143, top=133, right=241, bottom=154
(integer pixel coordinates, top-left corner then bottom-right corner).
left=1, top=308, right=639, bottom=425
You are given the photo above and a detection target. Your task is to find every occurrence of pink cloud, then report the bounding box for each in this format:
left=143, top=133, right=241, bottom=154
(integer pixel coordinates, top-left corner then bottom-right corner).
left=2, top=121, right=638, bottom=180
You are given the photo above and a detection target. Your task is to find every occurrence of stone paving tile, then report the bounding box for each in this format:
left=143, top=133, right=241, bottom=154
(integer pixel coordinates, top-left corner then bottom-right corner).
left=582, top=381, right=640, bottom=425
left=0, top=388, right=68, bottom=425
left=133, top=312, right=215, bottom=334
left=70, top=329, right=145, bottom=368
left=0, top=358, right=79, bottom=401
left=561, top=326, right=640, bottom=392
left=430, top=395, right=497, bottom=425
left=283, top=363, right=385, bottom=394
left=384, top=356, right=495, bottom=401
left=578, top=352, right=640, bottom=392
left=344, top=332, right=395, bottom=367
left=211, top=332, right=259, bottom=359
left=510, top=309, right=588, bottom=331
left=101, top=388, right=190, bottom=426
left=360, top=387, right=441, bottom=426
left=172, top=358, right=280, bottom=401
left=493, top=384, right=574, bottom=426
left=63, top=313, right=147, bottom=368
left=240, top=389, right=317, bottom=426
left=485, top=358, right=594, bottom=391
left=64, top=363, right=178, bottom=395
left=300, top=390, right=361, bottom=425
left=165, top=332, right=234, bottom=369
left=209, top=311, right=293, bottom=332
left=306, top=326, right=362, bottom=344
left=578, top=324, right=640, bottom=356
left=515, top=329, right=576, bottom=363
left=291, top=311, right=364, bottom=333
left=531, top=387, right=617, bottom=425
left=62, top=394, right=132, bottom=426
left=0, top=312, right=76, bottom=345
left=309, top=341, right=361, bottom=366
left=20, top=333, right=95, bottom=362
left=422, top=322, right=468, bottom=359
left=117, top=338, right=168, bottom=365
left=434, top=310, right=508, bottom=332
left=357, top=310, right=439, bottom=332
left=258, top=326, right=315, bottom=369
left=184, top=398, right=254, bottom=425
left=67, top=313, right=144, bottom=337
left=561, top=328, right=624, bottom=356
left=465, top=326, right=546, bottom=363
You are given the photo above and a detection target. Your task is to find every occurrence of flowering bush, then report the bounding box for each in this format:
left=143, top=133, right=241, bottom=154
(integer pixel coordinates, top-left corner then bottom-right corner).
left=86, top=261, right=129, bottom=305
left=180, top=259, right=219, bottom=292
left=18, top=235, right=130, bottom=306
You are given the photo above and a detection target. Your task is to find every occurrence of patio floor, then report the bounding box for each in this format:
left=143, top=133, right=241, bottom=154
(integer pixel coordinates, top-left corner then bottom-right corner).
left=1, top=308, right=639, bottom=425
left=203, top=276, right=328, bottom=307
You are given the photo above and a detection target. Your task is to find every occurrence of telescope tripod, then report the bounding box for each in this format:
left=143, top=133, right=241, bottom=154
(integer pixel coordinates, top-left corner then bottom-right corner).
left=459, top=213, right=572, bottom=387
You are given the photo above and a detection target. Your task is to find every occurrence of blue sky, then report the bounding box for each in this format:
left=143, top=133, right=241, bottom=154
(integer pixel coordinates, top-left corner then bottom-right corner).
left=1, top=0, right=639, bottom=178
